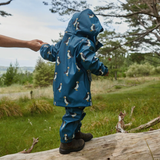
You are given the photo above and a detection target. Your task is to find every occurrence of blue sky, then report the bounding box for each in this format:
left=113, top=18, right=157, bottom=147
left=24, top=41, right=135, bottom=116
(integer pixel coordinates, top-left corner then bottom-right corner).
left=0, top=0, right=127, bottom=67
left=0, top=0, right=68, bottom=67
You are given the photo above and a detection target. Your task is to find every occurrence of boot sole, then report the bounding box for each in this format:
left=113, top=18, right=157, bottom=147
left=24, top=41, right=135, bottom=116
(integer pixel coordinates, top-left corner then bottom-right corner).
left=59, top=143, right=85, bottom=154
left=75, top=136, right=93, bottom=142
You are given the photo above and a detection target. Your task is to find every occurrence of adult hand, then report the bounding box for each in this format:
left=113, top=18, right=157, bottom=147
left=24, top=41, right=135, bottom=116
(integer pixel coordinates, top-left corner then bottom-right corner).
left=27, top=39, right=45, bottom=51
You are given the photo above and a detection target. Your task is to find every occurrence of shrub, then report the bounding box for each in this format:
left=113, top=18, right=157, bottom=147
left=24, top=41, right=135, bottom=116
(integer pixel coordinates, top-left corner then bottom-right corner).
left=28, top=100, right=54, bottom=114
left=0, top=98, right=22, bottom=118
left=155, top=66, right=160, bottom=74
left=126, top=63, right=155, bottom=77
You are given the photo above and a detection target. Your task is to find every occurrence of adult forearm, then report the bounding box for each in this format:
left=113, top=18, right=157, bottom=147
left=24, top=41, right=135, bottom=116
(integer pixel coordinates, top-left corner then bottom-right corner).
left=0, top=35, right=45, bottom=51
left=0, top=35, right=28, bottom=47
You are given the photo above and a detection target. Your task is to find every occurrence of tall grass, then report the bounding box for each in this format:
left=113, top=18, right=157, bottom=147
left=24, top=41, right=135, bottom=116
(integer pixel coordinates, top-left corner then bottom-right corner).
left=0, top=77, right=160, bottom=157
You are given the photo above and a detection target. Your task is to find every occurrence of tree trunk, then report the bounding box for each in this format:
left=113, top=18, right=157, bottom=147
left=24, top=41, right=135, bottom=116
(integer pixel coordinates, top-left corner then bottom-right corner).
left=1, top=129, right=160, bottom=160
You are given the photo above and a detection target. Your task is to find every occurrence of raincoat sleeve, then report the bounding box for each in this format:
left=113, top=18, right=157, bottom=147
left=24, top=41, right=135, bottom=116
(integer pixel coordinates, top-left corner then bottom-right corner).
left=77, top=43, right=108, bottom=76
left=40, top=41, right=61, bottom=62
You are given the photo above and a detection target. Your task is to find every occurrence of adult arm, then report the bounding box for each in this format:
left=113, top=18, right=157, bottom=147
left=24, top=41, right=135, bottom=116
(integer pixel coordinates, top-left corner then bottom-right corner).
left=0, top=35, right=44, bottom=51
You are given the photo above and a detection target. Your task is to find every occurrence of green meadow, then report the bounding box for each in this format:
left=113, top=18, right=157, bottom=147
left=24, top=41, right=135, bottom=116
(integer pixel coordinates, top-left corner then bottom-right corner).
left=0, top=77, right=160, bottom=157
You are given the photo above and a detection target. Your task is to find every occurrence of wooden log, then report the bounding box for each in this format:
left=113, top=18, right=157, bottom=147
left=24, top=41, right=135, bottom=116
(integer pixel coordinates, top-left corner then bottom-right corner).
left=1, top=129, right=160, bottom=160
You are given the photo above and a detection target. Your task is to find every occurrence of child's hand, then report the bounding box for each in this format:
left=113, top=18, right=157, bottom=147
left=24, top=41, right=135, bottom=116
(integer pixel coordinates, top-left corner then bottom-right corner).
left=104, top=71, right=109, bottom=76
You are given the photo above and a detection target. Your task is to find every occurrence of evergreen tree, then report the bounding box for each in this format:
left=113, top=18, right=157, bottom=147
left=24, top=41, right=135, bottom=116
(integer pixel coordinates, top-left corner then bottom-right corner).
left=3, top=63, right=18, bottom=86
left=98, top=30, right=126, bottom=80
left=33, top=58, right=55, bottom=87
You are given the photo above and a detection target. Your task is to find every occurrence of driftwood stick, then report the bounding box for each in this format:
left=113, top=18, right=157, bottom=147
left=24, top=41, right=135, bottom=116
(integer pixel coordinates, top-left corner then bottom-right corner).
left=130, top=106, right=135, bottom=117
left=116, top=111, right=127, bottom=133
left=20, top=138, right=39, bottom=154
left=129, top=116, right=160, bottom=133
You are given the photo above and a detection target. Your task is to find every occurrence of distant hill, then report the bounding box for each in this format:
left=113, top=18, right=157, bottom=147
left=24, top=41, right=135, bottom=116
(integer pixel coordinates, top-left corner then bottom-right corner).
left=0, top=66, right=35, bottom=76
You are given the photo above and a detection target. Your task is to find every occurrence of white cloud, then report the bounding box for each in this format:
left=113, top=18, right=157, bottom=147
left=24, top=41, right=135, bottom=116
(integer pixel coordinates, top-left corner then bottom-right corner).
left=0, top=0, right=68, bottom=67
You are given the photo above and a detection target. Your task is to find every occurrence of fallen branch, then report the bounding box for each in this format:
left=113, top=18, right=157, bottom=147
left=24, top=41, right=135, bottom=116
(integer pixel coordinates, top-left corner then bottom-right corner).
left=116, top=111, right=128, bottom=133
left=129, top=116, right=160, bottom=133
left=20, top=138, right=39, bottom=154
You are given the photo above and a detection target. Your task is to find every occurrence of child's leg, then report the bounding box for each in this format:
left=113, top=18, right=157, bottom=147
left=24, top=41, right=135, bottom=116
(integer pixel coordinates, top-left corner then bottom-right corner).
left=60, top=107, right=85, bottom=143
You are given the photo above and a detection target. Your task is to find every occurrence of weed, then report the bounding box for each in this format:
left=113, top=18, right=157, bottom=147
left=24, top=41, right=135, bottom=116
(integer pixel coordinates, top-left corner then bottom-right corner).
left=28, top=100, right=54, bottom=114
left=0, top=98, right=22, bottom=118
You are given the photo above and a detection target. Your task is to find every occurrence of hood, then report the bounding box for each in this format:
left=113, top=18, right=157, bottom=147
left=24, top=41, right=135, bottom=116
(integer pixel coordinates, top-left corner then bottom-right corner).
left=65, top=9, right=103, bottom=50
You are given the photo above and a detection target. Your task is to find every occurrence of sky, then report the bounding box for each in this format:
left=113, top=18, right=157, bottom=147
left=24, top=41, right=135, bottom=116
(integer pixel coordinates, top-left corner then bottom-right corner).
left=0, top=0, right=127, bottom=67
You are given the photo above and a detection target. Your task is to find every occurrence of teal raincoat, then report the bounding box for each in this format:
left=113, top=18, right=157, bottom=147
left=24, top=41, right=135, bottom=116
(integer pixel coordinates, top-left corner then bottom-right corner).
left=40, top=8, right=108, bottom=107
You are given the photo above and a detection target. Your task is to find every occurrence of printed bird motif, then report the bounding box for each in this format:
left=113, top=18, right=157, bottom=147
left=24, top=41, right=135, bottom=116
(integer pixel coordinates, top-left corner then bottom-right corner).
left=86, top=39, right=91, bottom=47
left=99, top=69, right=104, bottom=75
left=54, top=72, right=57, bottom=81
left=90, top=24, right=96, bottom=32
left=71, top=113, right=77, bottom=118
left=74, top=81, right=79, bottom=91
left=88, top=14, right=94, bottom=18
left=75, top=63, right=80, bottom=72
left=76, top=22, right=80, bottom=30
left=80, top=52, right=86, bottom=62
left=57, top=83, right=62, bottom=92
left=93, top=56, right=98, bottom=61
left=64, top=67, right=70, bottom=76
left=84, top=92, right=90, bottom=102
left=43, top=44, right=49, bottom=48
left=64, top=96, right=70, bottom=106
left=64, top=134, right=68, bottom=142
left=73, top=18, right=78, bottom=26
left=57, top=56, right=61, bottom=66
left=47, top=51, right=51, bottom=55
left=67, top=50, right=73, bottom=59
left=61, top=121, right=66, bottom=129
left=64, top=37, right=71, bottom=46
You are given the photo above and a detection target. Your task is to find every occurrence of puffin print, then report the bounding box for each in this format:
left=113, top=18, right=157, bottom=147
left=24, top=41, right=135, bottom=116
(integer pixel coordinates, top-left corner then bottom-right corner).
left=64, top=37, right=71, bottom=46
left=47, top=51, right=51, bottom=55
left=67, top=50, right=73, bottom=59
left=75, top=63, right=80, bottom=72
left=64, top=134, right=68, bottom=142
left=88, top=14, right=94, bottom=18
left=86, top=39, right=91, bottom=47
left=54, top=72, right=57, bottom=81
left=93, top=56, right=98, bottom=61
left=57, top=83, right=62, bottom=92
left=64, top=96, right=70, bottom=106
left=76, top=22, right=80, bottom=30
left=80, top=52, right=86, bottom=62
left=74, top=81, right=79, bottom=91
left=71, top=113, right=77, bottom=118
left=90, top=24, right=96, bottom=32
left=61, top=121, right=66, bottom=129
left=73, top=18, right=78, bottom=26
left=99, top=69, right=104, bottom=75
left=64, top=67, right=70, bottom=76
left=43, top=44, right=49, bottom=48
left=57, top=56, right=61, bottom=66
left=84, top=92, right=90, bottom=102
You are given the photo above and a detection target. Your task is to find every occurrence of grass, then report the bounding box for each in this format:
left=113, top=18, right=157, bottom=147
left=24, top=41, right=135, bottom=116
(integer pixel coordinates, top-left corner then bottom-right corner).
left=0, top=76, right=160, bottom=157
